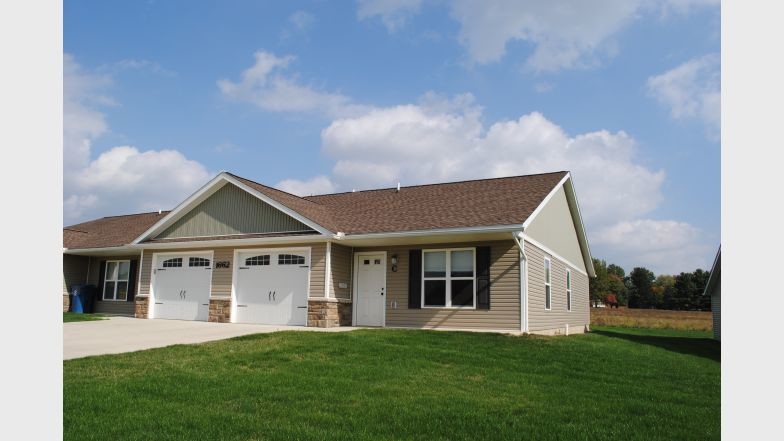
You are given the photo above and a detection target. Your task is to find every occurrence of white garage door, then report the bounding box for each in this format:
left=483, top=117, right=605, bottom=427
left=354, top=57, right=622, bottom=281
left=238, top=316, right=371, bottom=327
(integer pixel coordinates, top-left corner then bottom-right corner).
left=152, top=253, right=212, bottom=321
left=235, top=249, right=310, bottom=325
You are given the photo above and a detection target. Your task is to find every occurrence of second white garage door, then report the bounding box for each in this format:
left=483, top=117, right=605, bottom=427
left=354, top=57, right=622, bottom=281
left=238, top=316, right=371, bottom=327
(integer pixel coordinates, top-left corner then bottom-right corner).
left=234, top=249, right=310, bottom=325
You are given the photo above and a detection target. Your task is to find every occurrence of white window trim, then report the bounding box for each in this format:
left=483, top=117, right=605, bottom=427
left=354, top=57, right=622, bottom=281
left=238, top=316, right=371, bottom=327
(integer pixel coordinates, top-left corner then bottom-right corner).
left=544, top=257, right=552, bottom=311
left=566, top=269, right=572, bottom=312
left=421, top=247, right=476, bottom=309
left=103, top=259, right=131, bottom=301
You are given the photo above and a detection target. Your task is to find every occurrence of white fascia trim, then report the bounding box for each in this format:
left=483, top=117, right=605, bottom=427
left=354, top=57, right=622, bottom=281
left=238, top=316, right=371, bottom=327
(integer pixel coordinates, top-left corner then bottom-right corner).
left=132, top=172, right=334, bottom=244
left=521, top=172, right=595, bottom=278
left=63, top=246, right=136, bottom=254
left=523, top=235, right=589, bottom=277
left=521, top=173, right=571, bottom=230
left=339, top=224, right=523, bottom=240
left=563, top=176, right=596, bottom=277
left=132, top=235, right=329, bottom=250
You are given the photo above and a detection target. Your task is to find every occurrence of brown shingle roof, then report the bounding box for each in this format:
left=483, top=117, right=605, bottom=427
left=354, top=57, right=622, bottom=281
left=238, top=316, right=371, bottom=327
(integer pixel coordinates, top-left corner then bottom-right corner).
left=64, top=211, right=170, bottom=249
left=305, top=171, right=568, bottom=234
left=64, top=171, right=568, bottom=248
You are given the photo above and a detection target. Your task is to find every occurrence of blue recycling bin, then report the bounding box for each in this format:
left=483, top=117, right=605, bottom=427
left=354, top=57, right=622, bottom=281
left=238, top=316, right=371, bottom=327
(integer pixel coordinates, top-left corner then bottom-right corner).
left=70, top=285, right=85, bottom=313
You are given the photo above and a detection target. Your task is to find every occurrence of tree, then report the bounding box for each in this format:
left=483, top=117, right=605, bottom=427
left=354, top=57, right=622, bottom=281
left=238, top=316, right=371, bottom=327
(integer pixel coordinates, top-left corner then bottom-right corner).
left=628, top=267, right=655, bottom=308
left=589, top=258, right=609, bottom=307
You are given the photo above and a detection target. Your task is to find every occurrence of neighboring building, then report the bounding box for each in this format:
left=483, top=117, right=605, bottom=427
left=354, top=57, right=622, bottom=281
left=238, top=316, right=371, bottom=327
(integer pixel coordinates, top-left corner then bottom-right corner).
left=704, top=246, right=721, bottom=341
left=63, top=171, right=595, bottom=335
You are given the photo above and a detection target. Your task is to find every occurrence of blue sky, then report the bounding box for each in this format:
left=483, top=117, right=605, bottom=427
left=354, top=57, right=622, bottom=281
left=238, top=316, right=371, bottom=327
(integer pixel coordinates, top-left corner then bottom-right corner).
left=64, top=0, right=720, bottom=275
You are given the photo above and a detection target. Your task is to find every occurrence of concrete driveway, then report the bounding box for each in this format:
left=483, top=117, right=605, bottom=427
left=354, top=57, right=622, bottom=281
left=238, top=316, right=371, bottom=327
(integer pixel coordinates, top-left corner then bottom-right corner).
left=64, top=316, right=356, bottom=360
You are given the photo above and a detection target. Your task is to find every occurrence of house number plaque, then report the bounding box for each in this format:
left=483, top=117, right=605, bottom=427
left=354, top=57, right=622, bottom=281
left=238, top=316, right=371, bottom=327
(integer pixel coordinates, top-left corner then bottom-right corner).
left=215, top=261, right=230, bottom=269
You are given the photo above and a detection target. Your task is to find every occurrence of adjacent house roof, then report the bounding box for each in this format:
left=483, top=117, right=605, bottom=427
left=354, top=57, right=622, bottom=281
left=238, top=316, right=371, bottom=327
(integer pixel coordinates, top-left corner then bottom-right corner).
left=65, top=170, right=573, bottom=248
left=703, top=246, right=721, bottom=296
left=64, top=211, right=170, bottom=249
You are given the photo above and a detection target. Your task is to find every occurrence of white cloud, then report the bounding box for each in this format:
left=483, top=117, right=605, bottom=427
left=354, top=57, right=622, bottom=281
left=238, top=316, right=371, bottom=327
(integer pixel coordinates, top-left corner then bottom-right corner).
left=593, top=219, right=710, bottom=272
left=276, top=175, right=337, bottom=196
left=356, top=0, right=718, bottom=71
left=64, top=54, right=211, bottom=222
left=275, top=91, right=706, bottom=272
left=289, top=10, right=315, bottom=31
left=320, top=94, right=664, bottom=227
left=357, top=0, right=422, bottom=32
left=218, top=50, right=370, bottom=118
left=647, top=53, right=720, bottom=139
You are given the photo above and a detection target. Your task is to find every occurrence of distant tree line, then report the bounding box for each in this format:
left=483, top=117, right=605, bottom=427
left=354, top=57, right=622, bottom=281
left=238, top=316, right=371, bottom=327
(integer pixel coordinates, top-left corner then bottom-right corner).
left=589, top=258, right=711, bottom=311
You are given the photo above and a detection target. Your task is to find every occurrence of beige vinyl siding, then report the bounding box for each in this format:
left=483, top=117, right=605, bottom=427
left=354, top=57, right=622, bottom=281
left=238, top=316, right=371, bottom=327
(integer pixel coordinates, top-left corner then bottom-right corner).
left=63, top=255, right=89, bottom=296
left=711, top=284, right=720, bottom=341
left=138, top=242, right=328, bottom=300
left=156, top=183, right=313, bottom=239
left=526, top=240, right=589, bottom=333
left=357, top=240, right=520, bottom=331
left=524, top=186, right=587, bottom=273
left=330, top=243, right=353, bottom=299
left=88, top=254, right=141, bottom=316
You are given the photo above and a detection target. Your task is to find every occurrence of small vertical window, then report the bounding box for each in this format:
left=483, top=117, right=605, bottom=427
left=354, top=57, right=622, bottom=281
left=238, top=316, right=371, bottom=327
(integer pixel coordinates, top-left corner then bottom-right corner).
left=566, top=269, right=572, bottom=312
left=544, top=257, right=551, bottom=310
left=104, top=260, right=131, bottom=300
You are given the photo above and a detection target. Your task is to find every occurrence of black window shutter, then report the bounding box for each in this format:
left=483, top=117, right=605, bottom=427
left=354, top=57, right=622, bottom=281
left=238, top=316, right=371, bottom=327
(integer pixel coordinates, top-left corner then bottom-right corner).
left=408, top=249, right=422, bottom=309
left=127, top=259, right=138, bottom=302
left=476, top=246, right=491, bottom=310
left=96, top=260, right=106, bottom=301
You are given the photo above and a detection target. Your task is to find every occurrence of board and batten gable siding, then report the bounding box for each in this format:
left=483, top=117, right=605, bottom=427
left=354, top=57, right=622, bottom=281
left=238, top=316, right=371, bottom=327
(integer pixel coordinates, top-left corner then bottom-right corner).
left=86, top=254, right=141, bottom=316
left=330, top=243, right=353, bottom=299
left=524, top=185, right=587, bottom=273
left=711, top=283, right=721, bottom=341
left=525, top=240, right=589, bottom=333
left=357, top=240, right=520, bottom=331
left=155, top=183, right=314, bottom=239
left=138, top=242, right=328, bottom=300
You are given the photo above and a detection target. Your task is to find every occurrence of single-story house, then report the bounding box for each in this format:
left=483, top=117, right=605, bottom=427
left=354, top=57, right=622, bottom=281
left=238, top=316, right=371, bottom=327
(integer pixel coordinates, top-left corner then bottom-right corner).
left=63, top=170, right=595, bottom=335
left=704, top=246, right=721, bottom=341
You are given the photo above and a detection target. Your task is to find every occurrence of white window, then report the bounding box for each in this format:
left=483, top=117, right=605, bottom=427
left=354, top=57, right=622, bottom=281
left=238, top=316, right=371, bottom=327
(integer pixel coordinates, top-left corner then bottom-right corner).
left=245, top=255, right=270, bottom=266
left=104, top=260, right=131, bottom=301
left=544, top=257, right=551, bottom=310
left=189, top=257, right=211, bottom=267
left=566, top=269, right=572, bottom=311
left=422, top=248, right=475, bottom=308
left=278, top=254, right=305, bottom=265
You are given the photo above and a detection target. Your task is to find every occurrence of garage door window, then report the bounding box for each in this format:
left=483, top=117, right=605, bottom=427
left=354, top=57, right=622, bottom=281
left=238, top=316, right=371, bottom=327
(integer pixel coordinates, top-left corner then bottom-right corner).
left=189, top=257, right=211, bottom=267
left=104, top=260, right=130, bottom=301
left=246, top=255, right=270, bottom=266
left=278, top=254, right=305, bottom=265
left=162, top=258, right=182, bottom=268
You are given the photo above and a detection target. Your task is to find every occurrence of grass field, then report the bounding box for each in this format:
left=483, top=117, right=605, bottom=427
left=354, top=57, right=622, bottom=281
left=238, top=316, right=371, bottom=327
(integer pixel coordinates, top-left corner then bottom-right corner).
left=63, top=312, right=106, bottom=323
left=64, top=327, right=719, bottom=440
left=591, top=306, right=712, bottom=331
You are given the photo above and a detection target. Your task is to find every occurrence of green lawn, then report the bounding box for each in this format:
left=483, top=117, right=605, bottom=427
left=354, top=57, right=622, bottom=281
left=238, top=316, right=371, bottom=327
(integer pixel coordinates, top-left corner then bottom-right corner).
left=64, top=327, right=720, bottom=440
left=63, top=312, right=106, bottom=323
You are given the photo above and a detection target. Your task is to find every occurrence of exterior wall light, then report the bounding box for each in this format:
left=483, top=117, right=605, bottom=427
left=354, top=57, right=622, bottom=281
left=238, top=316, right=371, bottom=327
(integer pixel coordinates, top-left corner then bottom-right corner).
left=391, top=254, right=398, bottom=272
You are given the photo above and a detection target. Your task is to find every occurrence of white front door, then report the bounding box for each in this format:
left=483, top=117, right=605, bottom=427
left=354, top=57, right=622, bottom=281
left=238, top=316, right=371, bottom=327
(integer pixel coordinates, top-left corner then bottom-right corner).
left=234, top=249, right=310, bottom=325
left=152, top=253, right=212, bottom=321
left=355, top=253, right=386, bottom=327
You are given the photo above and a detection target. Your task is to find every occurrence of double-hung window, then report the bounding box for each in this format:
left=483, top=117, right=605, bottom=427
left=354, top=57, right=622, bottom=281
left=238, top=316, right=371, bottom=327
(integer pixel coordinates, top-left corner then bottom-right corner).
left=544, top=257, right=552, bottom=310
left=566, top=269, right=572, bottom=311
left=104, top=260, right=130, bottom=301
left=422, top=248, right=475, bottom=308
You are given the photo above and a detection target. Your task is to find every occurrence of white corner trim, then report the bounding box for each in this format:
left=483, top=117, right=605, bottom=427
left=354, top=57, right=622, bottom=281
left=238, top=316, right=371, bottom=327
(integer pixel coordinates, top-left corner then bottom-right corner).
left=324, top=241, right=332, bottom=299
left=524, top=235, right=589, bottom=277
left=512, top=231, right=529, bottom=333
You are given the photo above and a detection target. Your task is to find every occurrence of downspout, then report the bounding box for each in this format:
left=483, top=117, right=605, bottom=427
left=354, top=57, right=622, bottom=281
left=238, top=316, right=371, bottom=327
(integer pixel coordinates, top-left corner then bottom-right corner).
left=512, top=231, right=528, bottom=334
